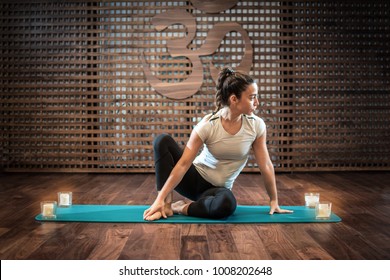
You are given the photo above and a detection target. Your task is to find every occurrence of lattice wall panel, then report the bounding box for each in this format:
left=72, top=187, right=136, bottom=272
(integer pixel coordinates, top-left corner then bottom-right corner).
left=1, top=0, right=389, bottom=173
left=290, top=1, right=390, bottom=170
left=1, top=1, right=94, bottom=171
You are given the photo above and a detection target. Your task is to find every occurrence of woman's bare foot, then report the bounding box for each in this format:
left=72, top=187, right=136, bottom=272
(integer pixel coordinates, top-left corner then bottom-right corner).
left=172, top=200, right=190, bottom=215
left=164, top=203, right=173, bottom=217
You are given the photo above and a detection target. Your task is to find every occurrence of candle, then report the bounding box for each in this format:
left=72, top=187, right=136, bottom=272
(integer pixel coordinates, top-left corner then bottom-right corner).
left=58, top=191, right=72, bottom=207
left=315, top=202, right=332, bottom=219
left=317, top=205, right=329, bottom=217
left=60, top=193, right=70, bottom=206
left=304, top=192, right=320, bottom=208
left=41, top=201, right=57, bottom=218
left=43, top=203, right=54, bottom=216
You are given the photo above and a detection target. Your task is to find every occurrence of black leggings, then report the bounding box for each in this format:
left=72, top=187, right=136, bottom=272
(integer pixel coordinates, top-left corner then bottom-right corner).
left=153, top=134, right=237, bottom=219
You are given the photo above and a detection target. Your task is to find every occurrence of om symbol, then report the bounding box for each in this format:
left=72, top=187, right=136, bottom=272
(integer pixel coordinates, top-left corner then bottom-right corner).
left=141, top=0, right=253, bottom=99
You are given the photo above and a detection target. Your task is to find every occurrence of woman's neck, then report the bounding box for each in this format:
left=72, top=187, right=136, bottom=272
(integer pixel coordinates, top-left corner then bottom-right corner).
left=220, top=107, right=241, bottom=123
left=220, top=107, right=242, bottom=135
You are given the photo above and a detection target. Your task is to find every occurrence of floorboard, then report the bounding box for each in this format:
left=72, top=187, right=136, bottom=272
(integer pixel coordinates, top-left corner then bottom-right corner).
left=0, top=172, right=389, bottom=260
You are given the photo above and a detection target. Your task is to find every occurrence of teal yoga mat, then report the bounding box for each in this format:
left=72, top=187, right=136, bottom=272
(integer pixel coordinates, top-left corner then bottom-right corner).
left=35, top=205, right=341, bottom=223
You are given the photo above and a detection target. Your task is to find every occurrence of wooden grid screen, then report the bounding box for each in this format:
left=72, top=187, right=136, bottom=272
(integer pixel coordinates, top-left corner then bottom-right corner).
left=290, top=1, right=390, bottom=170
left=1, top=0, right=389, bottom=172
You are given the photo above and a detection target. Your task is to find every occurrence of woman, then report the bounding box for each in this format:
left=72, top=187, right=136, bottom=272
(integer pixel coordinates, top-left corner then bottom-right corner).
left=143, top=67, right=292, bottom=221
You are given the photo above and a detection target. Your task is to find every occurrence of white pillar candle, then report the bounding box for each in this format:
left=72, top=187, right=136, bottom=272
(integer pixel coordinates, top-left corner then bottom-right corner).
left=315, top=202, right=332, bottom=219
left=58, top=192, right=72, bottom=207
left=305, top=193, right=320, bottom=208
left=60, top=193, right=70, bottom=206
left=42, top=203, right=54, bottom=216
left=41, top=201, right=57, bottom=218
left=317, top=205, right=328, bottom=217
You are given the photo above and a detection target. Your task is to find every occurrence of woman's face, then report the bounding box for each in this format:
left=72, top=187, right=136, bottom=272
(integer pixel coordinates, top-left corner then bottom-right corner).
left=235, top=83, right=259, bottom=115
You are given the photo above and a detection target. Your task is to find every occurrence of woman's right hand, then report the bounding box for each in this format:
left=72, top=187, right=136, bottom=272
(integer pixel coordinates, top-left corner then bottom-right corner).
left=143, top=198, right=166, bottom=221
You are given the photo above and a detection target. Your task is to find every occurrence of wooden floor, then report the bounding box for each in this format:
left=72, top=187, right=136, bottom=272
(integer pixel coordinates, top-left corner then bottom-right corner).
left=0, top=172, right=389, bottom=260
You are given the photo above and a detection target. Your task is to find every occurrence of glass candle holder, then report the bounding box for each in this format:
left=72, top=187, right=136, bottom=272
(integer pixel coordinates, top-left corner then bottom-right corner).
left=315, top=201, right=332, bottom=219
left=58, top=191, right=72, bottom=207
left=304, top=192, right=320, bottom=208
left=40, top=201, right=57, bottom=219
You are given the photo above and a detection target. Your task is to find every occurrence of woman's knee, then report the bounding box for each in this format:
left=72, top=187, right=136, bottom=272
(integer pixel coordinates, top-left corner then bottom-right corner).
left=209, top=190, right=237, bottom=219
left=153, top=133, right=172, bottom=151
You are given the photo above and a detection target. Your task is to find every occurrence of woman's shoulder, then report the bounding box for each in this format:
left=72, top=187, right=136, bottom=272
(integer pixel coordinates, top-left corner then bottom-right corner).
left=243, top=113, right=264, bottom=123
left=243, top=114, right=266, bottom=136
left=198, top=111, right=220, bottom=124
left=194, top=112, right=220, bottom=141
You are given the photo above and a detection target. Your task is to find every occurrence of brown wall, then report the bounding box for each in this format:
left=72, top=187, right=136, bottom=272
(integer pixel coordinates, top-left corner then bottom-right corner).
left=1, top=0, right=389, bottom=172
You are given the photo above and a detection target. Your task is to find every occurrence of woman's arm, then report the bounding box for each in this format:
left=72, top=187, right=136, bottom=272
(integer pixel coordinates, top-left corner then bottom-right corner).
left=252, top=131, right=293, bottom=214
left=143, top=130, right=204, bottom=220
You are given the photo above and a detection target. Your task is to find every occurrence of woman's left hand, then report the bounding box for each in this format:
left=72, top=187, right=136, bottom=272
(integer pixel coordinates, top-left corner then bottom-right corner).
left=269, top=200, right=294, bottom=214
left=143, top=198, right=166, bottom=221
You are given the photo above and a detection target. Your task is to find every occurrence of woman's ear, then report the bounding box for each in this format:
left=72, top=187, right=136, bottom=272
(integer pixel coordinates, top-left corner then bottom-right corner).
left=229, top=94, right=238, bottom=105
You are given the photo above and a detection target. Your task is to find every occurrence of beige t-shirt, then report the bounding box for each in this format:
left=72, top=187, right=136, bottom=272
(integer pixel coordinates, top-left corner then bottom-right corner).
left=193, top=112, right=266, bottom=189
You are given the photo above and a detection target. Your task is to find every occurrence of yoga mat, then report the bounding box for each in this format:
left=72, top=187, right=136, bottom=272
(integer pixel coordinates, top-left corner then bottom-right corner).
left=35, top=205, right=341, bottom=223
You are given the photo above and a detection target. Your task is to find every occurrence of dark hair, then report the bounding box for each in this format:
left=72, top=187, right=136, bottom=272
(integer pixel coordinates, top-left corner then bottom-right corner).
left=214, top=67, right=254, bottom=112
